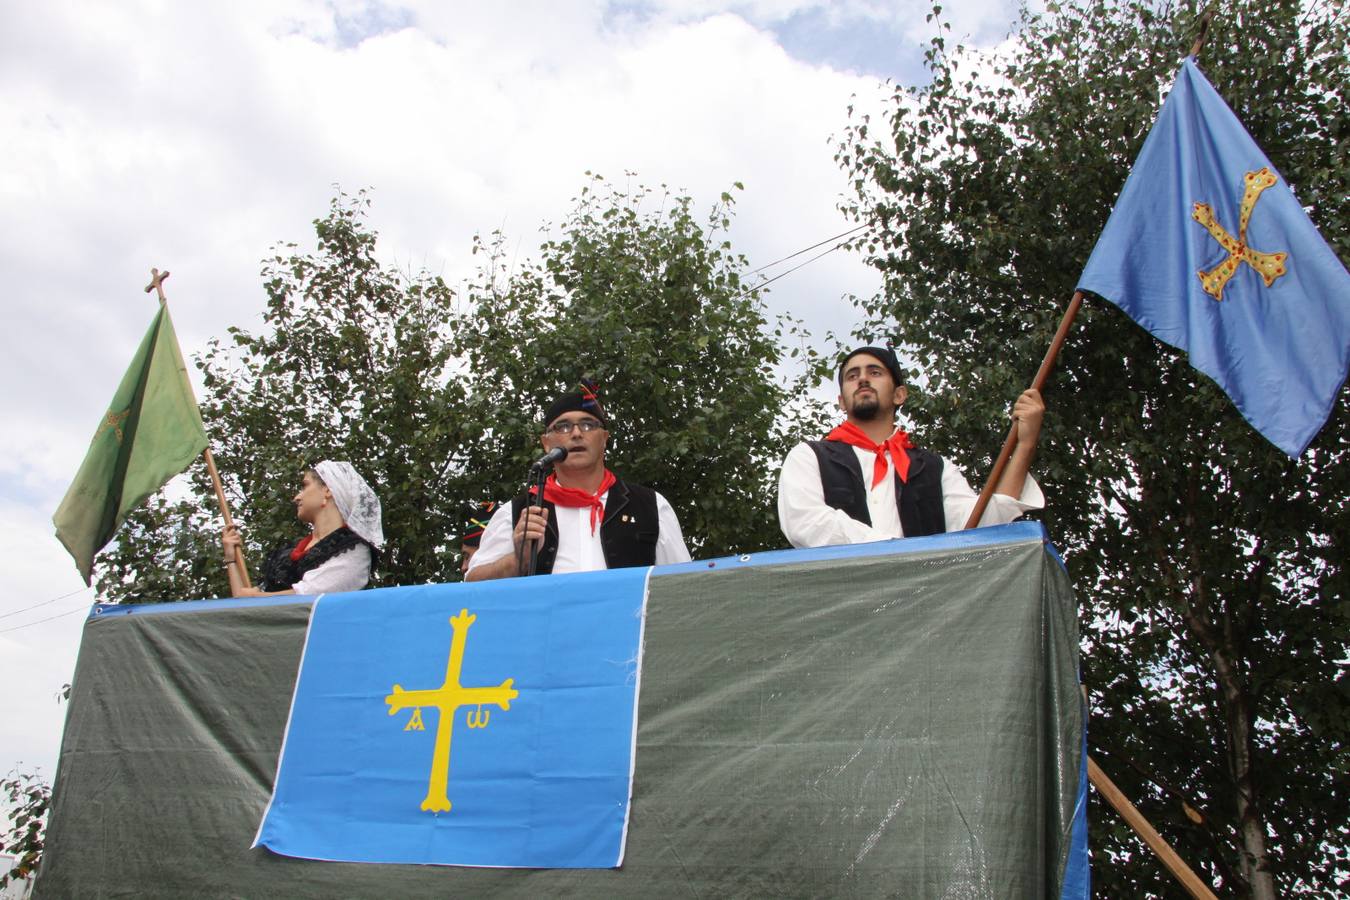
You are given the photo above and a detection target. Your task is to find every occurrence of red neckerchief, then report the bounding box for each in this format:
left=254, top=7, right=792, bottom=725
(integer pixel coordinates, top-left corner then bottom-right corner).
left=825, top=421, right=914, bottom=486
left=532, top=469, right=618, bottom=535
left=290, top=535, right=314, bottom=561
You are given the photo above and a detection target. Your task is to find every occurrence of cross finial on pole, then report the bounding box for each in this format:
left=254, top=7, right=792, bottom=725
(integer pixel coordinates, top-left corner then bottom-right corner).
left=144, top=268, right=171, bottom=306
left=135, top=265, right=256, bottom=590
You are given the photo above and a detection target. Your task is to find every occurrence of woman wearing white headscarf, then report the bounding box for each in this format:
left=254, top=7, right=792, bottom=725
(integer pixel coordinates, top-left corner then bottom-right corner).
left=222, top=461, right=384, bottom=597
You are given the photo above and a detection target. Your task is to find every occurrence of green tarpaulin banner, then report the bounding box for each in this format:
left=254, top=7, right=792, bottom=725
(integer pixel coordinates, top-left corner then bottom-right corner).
left=37, top=522, right=1086, bottom=898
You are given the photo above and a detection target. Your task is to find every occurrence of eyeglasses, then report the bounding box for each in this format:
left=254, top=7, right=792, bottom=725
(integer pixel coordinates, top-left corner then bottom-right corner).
left=545, top=418, right=605, bottom=435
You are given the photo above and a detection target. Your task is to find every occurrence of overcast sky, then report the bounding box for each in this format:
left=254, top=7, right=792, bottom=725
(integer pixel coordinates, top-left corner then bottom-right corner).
left=0, top=0, right=1026, bottom=787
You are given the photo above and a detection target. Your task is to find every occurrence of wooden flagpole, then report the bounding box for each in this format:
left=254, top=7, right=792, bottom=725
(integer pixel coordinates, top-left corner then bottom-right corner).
left=967, top=9, right=1214, bottom=528
left=1089, top=758, right=1218, bottom=899
left=144, top=268, right=253, bottom=588
left=1189, top=8, right=1213, bottom=59
left=965, top=17, right=1221, bottom=896
left=962, top=291, right=1083, bottom=530
left=959, top=289, right=1217, bottom=897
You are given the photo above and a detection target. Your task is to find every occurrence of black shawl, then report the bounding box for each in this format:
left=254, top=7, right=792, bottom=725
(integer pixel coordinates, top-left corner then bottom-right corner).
left=259, top=526, right=378, bottom=592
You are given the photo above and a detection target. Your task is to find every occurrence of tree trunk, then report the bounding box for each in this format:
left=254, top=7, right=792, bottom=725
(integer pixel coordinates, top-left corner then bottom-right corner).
left=1209, top=640, right=1277, bottom=900
left=1175, top=464, right=1277, bottom=900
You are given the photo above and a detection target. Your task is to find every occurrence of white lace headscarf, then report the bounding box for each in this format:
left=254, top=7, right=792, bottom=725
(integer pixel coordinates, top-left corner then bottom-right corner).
left=313, top=461, right=384, bottom=548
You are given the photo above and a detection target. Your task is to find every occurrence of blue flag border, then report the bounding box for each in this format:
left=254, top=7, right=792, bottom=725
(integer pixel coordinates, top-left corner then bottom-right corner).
left=248, top=566, right=654, bottom=868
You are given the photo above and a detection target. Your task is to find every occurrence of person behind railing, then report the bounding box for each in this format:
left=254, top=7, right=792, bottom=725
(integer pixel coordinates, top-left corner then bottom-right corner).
left=465, top=380, right=691, bottom=580
left=458, top=501, right=497, bottom=575
left=222, top=460, right=384, bottom=597
left=777, top=346, right=1045, bottom=548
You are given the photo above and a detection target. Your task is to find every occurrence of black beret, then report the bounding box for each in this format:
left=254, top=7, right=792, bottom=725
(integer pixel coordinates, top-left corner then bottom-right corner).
left=543, top=378, right=607, bottom=427
left=837, top=346, right=904, bottom=388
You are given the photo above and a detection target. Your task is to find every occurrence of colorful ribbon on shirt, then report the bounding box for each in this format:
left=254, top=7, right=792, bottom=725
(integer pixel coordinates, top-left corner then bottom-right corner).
left=825, top=421, right=914, bottom=487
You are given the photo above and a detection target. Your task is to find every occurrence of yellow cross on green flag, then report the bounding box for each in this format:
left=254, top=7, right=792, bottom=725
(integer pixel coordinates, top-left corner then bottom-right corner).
left=53, top=305, right=208, bottom=584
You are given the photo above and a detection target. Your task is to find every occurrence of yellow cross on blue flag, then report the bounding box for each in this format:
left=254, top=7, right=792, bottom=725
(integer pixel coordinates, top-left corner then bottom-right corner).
left=1077, top=58, right=1350, bottom=457
left=252, top=566, right=651, bottom=868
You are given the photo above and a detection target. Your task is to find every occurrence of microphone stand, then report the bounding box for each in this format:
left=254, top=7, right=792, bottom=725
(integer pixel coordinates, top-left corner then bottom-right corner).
left=517, top=462, right=550, bottom=577
left=523, top=464, right=550, bottom=577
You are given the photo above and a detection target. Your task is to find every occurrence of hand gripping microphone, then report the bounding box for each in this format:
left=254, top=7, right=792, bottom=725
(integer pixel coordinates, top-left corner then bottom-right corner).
left=529, top=446, right=569, bottom=470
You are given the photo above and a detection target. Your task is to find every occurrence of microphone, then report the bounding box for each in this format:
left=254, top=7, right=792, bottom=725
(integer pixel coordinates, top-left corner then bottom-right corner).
left=529, top=446, right=569, bottom=470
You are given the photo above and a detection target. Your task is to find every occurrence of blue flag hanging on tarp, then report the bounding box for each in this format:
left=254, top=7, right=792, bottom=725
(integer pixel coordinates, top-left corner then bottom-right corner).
left=253, top=566, right=651, bottom=868
left=1077, top=58, right=1350, bottom=457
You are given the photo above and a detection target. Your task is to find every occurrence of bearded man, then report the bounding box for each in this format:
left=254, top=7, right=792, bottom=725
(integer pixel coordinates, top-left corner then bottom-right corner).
left=777, top=346, right=1045, bottom=548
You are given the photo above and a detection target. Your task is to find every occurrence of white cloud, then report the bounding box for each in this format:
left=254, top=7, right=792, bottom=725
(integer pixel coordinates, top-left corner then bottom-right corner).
left=0, top=0, right=1020, bottom=779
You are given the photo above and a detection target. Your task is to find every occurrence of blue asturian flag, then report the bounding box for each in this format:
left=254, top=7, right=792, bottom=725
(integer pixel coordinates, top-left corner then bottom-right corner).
left=1077, top=58, right=1350, bottom=457
left=253, top=566, right=651, bottom=868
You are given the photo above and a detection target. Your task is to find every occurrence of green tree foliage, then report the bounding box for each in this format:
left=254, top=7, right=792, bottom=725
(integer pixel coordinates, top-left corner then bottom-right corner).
left=0, top=768, right=49, bottom=890
left=2, top=685, right=70, bottom=887
left=453, top=175, right=829, bottom=558
left=93, top=180, right=826, bottom=600
left=94, top=494, right=227, bottom=603
left=836, top=1, right=1348, bottom=896
left=95, top=190, right=477, bottom=597
left=197, top=190, right=479, bottom=589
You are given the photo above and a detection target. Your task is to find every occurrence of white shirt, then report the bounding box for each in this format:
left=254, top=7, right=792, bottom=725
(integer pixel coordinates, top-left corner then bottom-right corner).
left=776, top=438, right=1044, bottom=549
left=292, top=543, right=372, bottom=594
left=467, top=490, right=692, bottom=575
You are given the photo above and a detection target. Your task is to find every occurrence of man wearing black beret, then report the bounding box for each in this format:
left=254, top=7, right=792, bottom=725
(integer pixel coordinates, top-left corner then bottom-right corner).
left=466, top=380, right=691, bottom=580
left=457, top=502, right=496, bottom=575
left=777, top=346, right=1045, bottom=548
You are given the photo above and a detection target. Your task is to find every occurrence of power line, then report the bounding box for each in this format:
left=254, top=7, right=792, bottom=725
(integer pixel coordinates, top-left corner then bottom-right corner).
left=733, top=242, right=847, bottom=303
left=744, top=223, right=870, bottom=278
left=0, top=586, right=92, bottom=621
left=0, top=604, right=92, bottom=635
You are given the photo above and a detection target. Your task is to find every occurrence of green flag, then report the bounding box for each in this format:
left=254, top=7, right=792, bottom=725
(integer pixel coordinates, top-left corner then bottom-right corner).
left=53, top=304, right=208, bottom=584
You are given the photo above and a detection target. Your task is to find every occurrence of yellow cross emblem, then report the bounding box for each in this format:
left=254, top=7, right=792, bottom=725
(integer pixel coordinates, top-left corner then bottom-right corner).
left=95, top=408, right=131, bottom=444
left=1191, top=167, right=1288, bottom=301
left=385, top=608, right=518, bottom=812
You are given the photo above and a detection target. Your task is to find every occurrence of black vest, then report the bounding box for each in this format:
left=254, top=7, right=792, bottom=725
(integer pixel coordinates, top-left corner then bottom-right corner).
left=510, top=477, right=661, bottom=575
left=807, top=440, right=947, bottom=537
